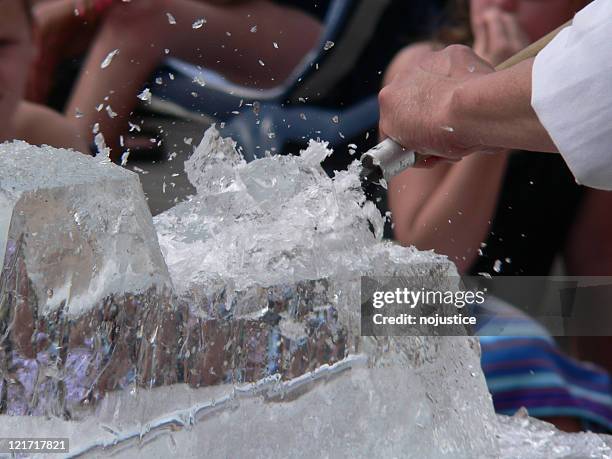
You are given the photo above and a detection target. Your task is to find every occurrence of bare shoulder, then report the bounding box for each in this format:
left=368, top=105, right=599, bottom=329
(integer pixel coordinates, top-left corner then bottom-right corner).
left=14, top=101, right=89, bottom=154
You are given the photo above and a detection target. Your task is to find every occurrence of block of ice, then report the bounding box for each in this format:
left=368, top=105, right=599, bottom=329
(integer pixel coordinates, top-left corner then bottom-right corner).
left=149, top=127, right=501, bottom=456
left=0, top=141, right=171, bottom=316
left=0, top=141, right=174, bottom=416
left=3, top=132, right=579, bottom=458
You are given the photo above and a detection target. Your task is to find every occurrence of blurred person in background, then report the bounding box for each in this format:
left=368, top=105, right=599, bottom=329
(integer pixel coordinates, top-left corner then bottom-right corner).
left=30, top=0, right=324, bottom=161
left=384, top=0, right=612, bottom=433
left=386, top=0, right=591, bottom=277
left=0, top=0, right=86, bottom=150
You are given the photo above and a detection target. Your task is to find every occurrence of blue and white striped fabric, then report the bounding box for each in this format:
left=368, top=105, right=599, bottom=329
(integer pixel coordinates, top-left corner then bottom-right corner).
left=474, top=296, right=612, bottom=432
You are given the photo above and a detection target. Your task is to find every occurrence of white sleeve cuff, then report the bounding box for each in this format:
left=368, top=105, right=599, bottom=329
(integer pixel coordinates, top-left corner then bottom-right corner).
left=531, top=0, right=612, bottom=190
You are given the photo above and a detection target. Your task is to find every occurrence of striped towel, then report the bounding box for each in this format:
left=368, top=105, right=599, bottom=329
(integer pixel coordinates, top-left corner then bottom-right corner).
left=474, top=296, right=612, bottom=432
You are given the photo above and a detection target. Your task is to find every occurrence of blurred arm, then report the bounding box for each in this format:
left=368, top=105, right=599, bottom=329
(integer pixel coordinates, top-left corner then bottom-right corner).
left=389, top=153, right=509, bottom=273
left=15, top=102, right=89, bottom=153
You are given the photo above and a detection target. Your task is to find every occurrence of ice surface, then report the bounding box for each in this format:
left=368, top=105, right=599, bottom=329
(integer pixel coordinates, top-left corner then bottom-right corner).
left=0, top=142, right=175, bottom=417
left=0, top=141, right=171, bottom=317
left=157, top=127, right=439, bottom=298
left=0, top=376, right=610, bottom=458
left=0, top=347, right=500, bottom=459
left=147, top=127, right=501, bottom=456
left=497, top=410, right=612, bottom=458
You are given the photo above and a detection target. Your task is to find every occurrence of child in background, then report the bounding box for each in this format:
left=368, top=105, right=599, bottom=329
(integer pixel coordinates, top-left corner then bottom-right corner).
left=0, top=0, right=86, bottom=151
left=31, top=0, right=324, bottom=161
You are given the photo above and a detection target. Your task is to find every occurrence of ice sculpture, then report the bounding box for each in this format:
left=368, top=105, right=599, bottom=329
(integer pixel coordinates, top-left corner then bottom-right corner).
left=1, top=134, right=609, bottom=458
left=154, top=128, right=500, bottom=457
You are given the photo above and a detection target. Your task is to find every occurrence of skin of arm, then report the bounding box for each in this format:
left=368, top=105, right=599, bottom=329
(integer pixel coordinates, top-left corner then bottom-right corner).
left=35, top=0, right=81, bottom=19
left=389, top=152, right=509, bottom=273
left=378, top=46, right=558, bottom=160
left=14, top=101, right=89, bottom=153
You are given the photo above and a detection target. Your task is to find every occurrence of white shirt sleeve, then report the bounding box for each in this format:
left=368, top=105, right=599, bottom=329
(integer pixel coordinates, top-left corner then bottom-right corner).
left=531, top=0, right=612, bottom=190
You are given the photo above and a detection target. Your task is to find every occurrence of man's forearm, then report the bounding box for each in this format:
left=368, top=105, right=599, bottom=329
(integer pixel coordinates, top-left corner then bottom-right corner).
left=451, top=58, right=558, bottom=154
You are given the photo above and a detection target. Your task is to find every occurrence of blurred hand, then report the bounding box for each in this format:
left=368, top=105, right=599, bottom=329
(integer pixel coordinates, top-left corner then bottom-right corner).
left=378, top=45, right=497, bottom=161
left=473, top=7, right=530, bottom=66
